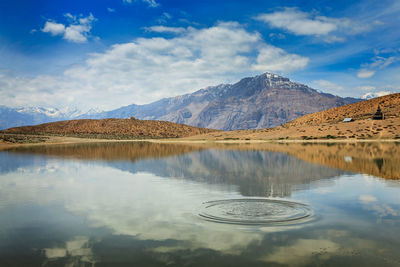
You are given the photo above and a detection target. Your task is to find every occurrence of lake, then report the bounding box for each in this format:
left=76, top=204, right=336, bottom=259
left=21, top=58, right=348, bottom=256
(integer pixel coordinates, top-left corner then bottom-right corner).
left=0, top=142, right=400, bottom=266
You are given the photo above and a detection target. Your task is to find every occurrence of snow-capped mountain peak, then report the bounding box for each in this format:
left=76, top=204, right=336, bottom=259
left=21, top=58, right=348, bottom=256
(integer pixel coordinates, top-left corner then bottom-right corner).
left=362, top=91, right=393, bottom=100
left=15, top=106, right=83, bottom=118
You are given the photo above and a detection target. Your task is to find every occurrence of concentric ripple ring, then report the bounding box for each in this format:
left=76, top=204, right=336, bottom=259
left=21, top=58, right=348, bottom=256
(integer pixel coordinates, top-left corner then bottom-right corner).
left=199, top=199, right=313, bottom=225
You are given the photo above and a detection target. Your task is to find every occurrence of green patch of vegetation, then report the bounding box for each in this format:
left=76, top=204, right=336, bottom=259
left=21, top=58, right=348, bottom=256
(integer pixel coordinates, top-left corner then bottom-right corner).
left=223, top=137, right=240, bottom=140
left=0, top=134, right=50, bottom=144
left=301, top=136, right=316, bottom=140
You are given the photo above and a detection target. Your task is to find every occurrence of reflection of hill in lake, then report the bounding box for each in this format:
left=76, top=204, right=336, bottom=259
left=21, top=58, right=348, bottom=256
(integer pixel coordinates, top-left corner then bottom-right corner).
left=3, top=142, right=347, bottom=197
left=129, top=149, right=346, bottom=197
left=227, top=142, right=400, bottom=180
left=292, top=143, right=400, bottom=180
left=3, top=142, right=202, bottom=161
left=4, top=142, right=400, bottom=197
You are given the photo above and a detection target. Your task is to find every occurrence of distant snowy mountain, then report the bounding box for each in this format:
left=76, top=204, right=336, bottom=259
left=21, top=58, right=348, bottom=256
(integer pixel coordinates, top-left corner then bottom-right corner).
left=362, top=91, right=393, bottom=100
left=0, top=106, right=84, bottom=130
left=1, top=72, right=361, bottom=131
left=77, top=107, right=105, bottom=117
left=15, top=106, right=83, bottom=118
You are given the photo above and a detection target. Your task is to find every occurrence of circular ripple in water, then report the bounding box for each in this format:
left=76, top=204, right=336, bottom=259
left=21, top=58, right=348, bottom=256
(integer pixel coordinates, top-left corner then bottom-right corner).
left=199, top=199, right=313, bottom=225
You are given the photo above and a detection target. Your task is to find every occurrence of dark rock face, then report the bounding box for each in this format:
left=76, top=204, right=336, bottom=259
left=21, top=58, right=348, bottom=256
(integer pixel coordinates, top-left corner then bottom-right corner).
left=86, top=73, right=360, bottom=130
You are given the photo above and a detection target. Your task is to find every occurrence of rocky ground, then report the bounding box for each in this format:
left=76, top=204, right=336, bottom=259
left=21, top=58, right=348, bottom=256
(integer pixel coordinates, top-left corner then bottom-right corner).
left=194, top=117, right=400, bottom=140
left=189, top=93, right=400, bottom=140
left=1, top=117, right=217, bottom=139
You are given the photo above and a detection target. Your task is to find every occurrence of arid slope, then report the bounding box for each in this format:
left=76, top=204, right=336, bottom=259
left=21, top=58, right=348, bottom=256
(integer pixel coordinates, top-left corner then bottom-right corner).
left=190, top=93, right=400, bottom=140
left=1, top=118, right=217, bottom=138
left=286, top=92, right=400, bottom=127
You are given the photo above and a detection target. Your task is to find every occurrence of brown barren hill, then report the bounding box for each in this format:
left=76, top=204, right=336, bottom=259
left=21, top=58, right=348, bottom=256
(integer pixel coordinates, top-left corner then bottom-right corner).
left=192, top=93, right=400, bottom=140
left=285, top=93, right=400, bottom=127
left=1, top=118, right=217, bottom=138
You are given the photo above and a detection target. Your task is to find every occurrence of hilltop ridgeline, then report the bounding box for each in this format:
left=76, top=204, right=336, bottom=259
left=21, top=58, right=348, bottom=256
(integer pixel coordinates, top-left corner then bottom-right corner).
left=1, top=118, right=217, bottom=139
left=285, top=93, right=400, bottom=127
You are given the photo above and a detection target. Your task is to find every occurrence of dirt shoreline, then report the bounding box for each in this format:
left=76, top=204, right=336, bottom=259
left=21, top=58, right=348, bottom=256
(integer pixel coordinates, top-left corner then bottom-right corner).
left=1, top=134, right=399, bottom=151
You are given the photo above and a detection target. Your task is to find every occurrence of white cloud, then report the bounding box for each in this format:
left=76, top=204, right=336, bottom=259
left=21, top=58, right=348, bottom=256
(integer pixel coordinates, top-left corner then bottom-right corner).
left=323, top=35, right=346, bottom=43
left=107, top=8, right=116, bottom=13
left=64, top=12, right=76, bottom=21
left=368, top=56, right=397, bottom=69
left=357, top=69, right=376, bottom=79
left=144, top=25, right=186, bottom=34
left=0, top=22, right=308, bottom=110
left=312, top=80, right=344, bottom=92
left=162, top=12, right=172, bottom=19
left=256, top=8, right=337, bottom=35
left=261, top=239, right=339, bottom=266
left=252, top=45, right=309, bottom=72
left=370, top=204, right=398, bottom=217
left=268, top=32, right=285, bottom=40
left=358, top=85, right=376, bottom=91
left=142, top=0, right=159, bottom=7
left=0, top=162, right=265, bottom=254
left=41, top=13, right=96, bottom=43
left=156, top=12, right=173, bottom=24
left=156, top=12, right=174, bottom=24
left=123, top=0, right=159, bottom=8
left=357, top=54, right=399, bottom=79
left=359, top=194, right=377, bottom=203
left=64, top=25, right=88, bottom=43
left=42, top=21, right=65, bottom=36
left=256, top=8, right=368, bottom=42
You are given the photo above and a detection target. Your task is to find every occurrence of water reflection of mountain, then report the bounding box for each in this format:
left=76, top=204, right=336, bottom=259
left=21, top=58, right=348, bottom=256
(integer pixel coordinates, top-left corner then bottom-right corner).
left=7, top=142, right=400, bottom=181
left=120, top=149, right=346, bottom=197
left=3, top=142, right=347, bottom=197
left=230, top=142, right=400, bottom=180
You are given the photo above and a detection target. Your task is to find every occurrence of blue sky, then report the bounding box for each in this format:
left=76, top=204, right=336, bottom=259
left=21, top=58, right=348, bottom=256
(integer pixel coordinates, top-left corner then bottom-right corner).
left=0, top=0, right=399, bottom=111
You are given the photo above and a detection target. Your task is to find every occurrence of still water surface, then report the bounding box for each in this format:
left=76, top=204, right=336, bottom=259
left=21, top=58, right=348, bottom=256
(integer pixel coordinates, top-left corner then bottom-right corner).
left=0, top=142, right=400, bottom=266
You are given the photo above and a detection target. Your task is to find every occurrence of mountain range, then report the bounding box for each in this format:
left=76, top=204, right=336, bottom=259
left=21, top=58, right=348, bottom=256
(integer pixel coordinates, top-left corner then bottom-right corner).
left=0, top=106, right=79, bottom=131
left=0, top=72, right=360, bottom=130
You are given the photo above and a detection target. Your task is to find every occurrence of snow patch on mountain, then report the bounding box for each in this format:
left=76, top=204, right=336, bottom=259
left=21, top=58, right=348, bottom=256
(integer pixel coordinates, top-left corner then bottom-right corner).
left=362, top=91, right=393, bottom=100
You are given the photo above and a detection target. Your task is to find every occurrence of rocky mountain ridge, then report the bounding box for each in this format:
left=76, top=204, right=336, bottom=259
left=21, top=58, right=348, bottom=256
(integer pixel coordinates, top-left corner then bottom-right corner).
left=0, top=72, right=361, bottom=130
left=0, top=106, right=82, bottom=130
left=79, top=73, right=360, bottom=130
